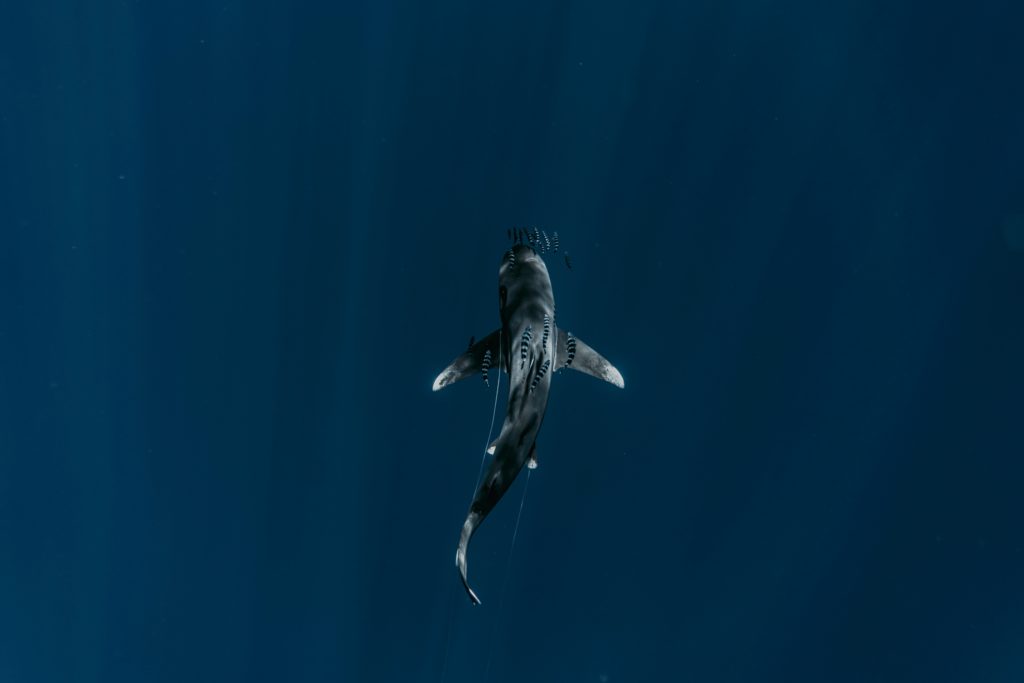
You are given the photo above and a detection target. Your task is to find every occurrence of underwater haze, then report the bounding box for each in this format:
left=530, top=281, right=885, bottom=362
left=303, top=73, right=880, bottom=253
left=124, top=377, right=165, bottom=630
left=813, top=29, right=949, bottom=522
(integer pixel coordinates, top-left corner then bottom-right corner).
left=2, top=1, right=1023, bottom=681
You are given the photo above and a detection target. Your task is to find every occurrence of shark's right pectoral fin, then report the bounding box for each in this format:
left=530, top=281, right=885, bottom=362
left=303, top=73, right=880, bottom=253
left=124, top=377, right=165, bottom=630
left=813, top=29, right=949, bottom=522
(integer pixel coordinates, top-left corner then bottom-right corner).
left=555, top=329, right=625, bottom=388
left=432, top=330, right=502, bottom=391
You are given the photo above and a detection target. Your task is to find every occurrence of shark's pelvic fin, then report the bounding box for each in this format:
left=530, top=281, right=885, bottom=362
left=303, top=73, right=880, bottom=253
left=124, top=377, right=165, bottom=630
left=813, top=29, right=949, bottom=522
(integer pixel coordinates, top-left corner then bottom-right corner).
left=433, top=330, right=502, bottom=391
left=555, top=329, right=625, bottom=388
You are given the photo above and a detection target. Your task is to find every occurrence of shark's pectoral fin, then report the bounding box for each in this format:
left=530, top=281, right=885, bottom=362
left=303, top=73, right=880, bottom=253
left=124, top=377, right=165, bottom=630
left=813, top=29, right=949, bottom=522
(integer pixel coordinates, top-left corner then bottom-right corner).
left=432, top=330, right=502, bottom=391
left=555, top=329, right=625, bottom=388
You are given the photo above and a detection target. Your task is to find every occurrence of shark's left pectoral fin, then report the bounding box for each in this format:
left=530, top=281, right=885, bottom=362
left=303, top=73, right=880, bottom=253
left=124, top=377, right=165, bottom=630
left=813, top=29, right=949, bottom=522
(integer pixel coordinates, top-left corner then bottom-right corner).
left=433, top=330, right=502, bottom=391
left=555, top=329, right=625, bottom=388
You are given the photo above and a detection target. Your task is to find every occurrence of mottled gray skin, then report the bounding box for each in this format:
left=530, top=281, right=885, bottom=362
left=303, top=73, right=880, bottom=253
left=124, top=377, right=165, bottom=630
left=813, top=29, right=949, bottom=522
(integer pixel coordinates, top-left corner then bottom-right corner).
left=433, top=243, right=624, bottom=605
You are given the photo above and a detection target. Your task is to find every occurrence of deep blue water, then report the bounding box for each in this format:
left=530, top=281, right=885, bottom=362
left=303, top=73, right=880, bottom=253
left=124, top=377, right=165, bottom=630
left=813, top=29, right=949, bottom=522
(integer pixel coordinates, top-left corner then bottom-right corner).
left=2, top=1, right=1023, bottom=681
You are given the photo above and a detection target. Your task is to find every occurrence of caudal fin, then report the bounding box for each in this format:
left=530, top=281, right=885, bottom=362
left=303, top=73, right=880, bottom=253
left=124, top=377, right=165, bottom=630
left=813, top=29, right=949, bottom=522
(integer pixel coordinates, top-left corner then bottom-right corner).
left=454, top=512, right=482, bottom=605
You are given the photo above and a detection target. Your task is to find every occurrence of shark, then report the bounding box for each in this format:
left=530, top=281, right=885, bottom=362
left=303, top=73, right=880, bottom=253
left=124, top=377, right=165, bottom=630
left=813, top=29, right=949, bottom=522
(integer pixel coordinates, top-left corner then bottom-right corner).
left=432, top=235, right=625, bottom=604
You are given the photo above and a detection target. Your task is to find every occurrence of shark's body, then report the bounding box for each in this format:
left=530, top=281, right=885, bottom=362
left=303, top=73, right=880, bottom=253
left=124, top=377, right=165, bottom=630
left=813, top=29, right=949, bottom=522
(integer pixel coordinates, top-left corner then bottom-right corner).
left=433, top=242, right=624, bottom=604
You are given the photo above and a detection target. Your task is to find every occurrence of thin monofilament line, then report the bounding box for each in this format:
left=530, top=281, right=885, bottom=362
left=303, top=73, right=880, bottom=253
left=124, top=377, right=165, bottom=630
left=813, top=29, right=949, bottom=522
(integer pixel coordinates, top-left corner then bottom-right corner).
left=438, top=579, right=455, bottom=682
left=505, top=469, right=530, bottom=580
left=445, top=334, right=505, bottom=683
left=473, top=332, right=503, bottom=496
left=483, top=468, right=531, bottom=682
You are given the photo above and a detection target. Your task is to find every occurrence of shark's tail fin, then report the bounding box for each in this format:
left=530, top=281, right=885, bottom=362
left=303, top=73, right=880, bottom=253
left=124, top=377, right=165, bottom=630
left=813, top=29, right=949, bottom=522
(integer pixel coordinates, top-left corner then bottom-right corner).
left=455, top=512, right=482, bottom=605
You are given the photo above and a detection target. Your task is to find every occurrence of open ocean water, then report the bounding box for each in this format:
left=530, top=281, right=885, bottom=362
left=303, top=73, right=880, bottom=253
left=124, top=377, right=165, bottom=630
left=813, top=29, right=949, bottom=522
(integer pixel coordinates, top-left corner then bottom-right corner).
left=2, top=1, right=1023, bottom=682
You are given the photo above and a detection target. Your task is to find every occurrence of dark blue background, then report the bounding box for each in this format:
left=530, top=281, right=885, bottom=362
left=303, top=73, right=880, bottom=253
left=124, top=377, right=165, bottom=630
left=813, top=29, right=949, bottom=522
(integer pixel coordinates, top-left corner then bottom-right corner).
left=2, top=1, right=1023, bottom=681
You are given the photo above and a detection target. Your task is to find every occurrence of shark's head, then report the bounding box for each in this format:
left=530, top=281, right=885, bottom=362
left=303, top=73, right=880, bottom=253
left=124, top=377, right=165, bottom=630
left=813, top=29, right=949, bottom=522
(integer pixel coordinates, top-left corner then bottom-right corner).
left=500, top=244, right=549, bottom=281
left=499, top=245, right=554, bottom=317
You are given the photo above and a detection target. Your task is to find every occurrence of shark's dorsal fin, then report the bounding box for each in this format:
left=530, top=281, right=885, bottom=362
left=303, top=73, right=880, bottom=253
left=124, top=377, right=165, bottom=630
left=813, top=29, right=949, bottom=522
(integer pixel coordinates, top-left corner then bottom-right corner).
left=433, top=330, right=502, bottom=391
left=555, top=329, right=625, bottom=388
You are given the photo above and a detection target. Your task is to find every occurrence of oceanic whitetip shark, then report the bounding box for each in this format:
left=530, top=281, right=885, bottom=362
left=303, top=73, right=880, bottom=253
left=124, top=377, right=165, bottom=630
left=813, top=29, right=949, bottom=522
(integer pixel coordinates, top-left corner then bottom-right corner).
left=432, top=229, right=624, bottom=604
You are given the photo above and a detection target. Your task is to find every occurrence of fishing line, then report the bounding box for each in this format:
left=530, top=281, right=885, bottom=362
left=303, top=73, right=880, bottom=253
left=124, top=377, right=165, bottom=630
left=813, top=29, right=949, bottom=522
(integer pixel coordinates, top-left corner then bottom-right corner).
left=474, top=331, right=504, bottom=494
left=483, top=467, right=532, bottom=683
left=438, top=579, right=456, bottom=682
left=442, top=332, right=505, bottom=683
